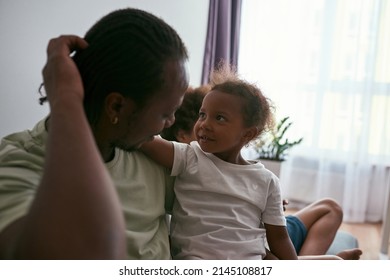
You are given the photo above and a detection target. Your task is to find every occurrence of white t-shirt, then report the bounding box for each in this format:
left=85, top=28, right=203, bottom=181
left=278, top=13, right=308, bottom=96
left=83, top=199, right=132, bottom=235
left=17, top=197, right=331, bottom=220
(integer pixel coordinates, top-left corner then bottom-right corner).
left=170, top=141, right=285, bottom=260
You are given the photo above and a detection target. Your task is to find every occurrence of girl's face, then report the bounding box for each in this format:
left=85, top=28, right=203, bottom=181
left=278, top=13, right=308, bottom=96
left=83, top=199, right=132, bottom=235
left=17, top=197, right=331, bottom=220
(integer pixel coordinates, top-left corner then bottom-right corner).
left=193, top=90, right=255, bottom=163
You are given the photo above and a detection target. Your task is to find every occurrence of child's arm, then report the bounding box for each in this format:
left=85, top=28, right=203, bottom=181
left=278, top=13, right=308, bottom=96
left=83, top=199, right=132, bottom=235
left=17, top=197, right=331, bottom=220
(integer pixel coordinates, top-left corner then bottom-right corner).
left=265, top=224, right=298, bottom=260
left=140, top=136, right=174, bottom=169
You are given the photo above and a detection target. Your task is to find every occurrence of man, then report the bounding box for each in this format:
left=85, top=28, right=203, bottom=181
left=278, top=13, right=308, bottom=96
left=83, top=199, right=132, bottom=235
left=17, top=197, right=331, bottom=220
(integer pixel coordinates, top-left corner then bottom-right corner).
left=0, top=8, right=188, bottom=259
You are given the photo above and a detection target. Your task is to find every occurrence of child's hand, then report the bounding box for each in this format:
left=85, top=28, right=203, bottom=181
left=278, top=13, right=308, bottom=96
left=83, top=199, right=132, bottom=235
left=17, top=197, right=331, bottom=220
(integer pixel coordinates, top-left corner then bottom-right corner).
left=282, top=199, right=289, bottom=211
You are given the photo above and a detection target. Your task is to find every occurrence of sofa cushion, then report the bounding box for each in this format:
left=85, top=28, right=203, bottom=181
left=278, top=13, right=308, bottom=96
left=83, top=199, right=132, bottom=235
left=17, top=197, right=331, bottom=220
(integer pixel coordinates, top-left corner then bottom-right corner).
left=326, top=230, right=359, bottom=255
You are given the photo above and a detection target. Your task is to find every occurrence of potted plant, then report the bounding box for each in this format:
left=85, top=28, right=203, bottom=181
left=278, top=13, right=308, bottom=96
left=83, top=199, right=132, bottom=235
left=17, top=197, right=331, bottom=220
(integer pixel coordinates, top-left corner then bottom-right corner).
left=252, top=116, right=303, bottom=176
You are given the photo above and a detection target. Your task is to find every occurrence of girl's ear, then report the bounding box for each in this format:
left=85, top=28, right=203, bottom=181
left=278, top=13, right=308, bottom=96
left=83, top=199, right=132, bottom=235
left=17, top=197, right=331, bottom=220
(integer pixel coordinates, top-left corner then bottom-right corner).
left=243, top=126, right=259, bottom=144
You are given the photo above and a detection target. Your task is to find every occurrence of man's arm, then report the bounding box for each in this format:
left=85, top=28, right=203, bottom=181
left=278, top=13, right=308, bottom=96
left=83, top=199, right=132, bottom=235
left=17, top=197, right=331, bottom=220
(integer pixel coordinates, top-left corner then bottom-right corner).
left=0, top=36, right=126, bottom=259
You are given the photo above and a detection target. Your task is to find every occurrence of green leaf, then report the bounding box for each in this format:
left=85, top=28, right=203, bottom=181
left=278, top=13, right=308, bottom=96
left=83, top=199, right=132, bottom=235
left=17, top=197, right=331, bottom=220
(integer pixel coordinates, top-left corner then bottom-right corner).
left=252, top=116, right=303, bottom=161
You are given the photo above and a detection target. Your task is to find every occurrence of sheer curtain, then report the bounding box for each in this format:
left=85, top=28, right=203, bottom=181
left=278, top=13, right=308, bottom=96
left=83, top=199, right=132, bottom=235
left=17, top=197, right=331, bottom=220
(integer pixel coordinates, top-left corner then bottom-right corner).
left=239, top=0, right=390, bottom=222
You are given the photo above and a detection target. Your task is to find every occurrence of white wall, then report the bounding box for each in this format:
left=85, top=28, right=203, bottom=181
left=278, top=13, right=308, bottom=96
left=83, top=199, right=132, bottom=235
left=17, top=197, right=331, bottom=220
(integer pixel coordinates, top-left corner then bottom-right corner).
left=0, top=0, right=209, bottom=137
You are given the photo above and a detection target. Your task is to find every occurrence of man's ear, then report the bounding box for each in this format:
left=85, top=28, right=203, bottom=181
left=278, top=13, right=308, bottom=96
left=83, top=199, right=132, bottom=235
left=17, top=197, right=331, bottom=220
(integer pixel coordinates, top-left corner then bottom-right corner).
left=105, top=92, right=136, bottom=123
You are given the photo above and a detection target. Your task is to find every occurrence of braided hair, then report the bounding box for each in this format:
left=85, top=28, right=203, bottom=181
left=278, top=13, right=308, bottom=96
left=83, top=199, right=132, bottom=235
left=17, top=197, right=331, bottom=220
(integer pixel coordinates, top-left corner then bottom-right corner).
left=40, top=8, right=188, bottom=126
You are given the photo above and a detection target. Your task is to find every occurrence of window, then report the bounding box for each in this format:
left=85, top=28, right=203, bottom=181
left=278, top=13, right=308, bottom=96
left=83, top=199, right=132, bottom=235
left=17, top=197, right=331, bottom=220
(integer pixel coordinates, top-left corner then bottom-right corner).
left=239, top=0, right=390, bottom=160
left=239, top=0, right=390, bottom=222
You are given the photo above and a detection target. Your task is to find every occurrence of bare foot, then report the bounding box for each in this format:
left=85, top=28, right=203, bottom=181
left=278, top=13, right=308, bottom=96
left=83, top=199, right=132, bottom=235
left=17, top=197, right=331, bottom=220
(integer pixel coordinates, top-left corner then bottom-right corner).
left=336, top=248, right=363, bottom=260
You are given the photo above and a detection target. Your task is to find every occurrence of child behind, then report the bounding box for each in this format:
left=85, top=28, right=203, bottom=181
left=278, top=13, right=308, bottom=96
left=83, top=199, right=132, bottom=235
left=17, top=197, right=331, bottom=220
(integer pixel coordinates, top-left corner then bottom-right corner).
left=141, top=65, right=297, bottom=260
left=160, top=85, right=211, bottom=143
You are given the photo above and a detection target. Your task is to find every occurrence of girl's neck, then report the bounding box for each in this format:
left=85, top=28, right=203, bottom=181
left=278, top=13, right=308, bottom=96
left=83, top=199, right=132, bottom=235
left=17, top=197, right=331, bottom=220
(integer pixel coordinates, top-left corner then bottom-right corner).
left=213, top=151, right=250, bottom=165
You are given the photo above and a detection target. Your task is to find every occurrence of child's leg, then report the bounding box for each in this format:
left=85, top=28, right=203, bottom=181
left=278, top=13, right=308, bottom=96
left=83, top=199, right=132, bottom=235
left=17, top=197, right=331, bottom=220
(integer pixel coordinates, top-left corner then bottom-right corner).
left=293, top=198, right=343, bottom=255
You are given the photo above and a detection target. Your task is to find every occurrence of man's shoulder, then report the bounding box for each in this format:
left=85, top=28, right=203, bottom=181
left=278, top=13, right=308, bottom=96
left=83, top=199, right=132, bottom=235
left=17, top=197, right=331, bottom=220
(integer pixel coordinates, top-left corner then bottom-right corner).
left=0, top=119, right=46, bottom=169
left=109, top=149, right=170, bottom=180
left=118, top=150, right=165, bottom=168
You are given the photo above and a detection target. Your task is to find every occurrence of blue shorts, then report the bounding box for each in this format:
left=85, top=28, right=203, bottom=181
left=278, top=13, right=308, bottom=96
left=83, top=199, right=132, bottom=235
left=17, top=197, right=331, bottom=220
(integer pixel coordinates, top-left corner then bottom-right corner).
left=286, top=215, right=307, bottom=254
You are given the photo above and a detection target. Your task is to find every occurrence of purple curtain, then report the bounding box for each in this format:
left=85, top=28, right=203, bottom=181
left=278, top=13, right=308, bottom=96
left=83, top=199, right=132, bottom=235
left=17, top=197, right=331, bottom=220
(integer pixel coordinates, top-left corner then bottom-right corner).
left=201, top=0, right=242, bottom=85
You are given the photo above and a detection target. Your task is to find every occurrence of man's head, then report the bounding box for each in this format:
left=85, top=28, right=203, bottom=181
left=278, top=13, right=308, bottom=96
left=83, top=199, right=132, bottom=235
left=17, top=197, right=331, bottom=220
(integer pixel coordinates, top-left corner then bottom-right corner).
left=73, top=8, right=189, bottom=127
left=58, top=8, right=190, bottom=154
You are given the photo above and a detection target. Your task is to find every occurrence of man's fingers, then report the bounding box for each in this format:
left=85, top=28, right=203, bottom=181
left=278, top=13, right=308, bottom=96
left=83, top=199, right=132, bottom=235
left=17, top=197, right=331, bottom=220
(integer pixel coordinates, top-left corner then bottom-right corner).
left=46, top=35, right=88, bottom=57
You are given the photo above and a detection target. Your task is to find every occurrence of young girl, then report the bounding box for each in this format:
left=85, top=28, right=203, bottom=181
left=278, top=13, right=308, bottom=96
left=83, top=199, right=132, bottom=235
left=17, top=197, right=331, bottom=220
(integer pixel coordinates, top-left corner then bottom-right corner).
left=160, top=86, right=362, bottom=260
left=141, top=66, right=297, bottom=260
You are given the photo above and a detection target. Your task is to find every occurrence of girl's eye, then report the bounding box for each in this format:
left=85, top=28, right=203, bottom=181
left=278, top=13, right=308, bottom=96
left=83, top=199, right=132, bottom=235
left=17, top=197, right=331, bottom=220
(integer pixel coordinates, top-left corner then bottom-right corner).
left=199, top=112, right=206, bottom=119
left=216, top=115, right=226, bottom=121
